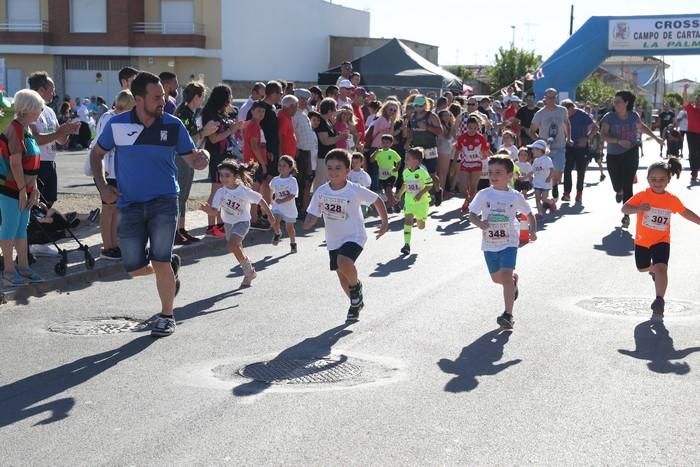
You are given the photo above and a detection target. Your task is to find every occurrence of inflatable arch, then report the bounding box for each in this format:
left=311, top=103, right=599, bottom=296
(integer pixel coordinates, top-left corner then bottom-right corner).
left=534, top=14, right=700, bottom=99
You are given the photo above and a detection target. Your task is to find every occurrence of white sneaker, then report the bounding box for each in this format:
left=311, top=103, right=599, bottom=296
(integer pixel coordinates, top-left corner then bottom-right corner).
left=30, top=244, right=60, bottom=257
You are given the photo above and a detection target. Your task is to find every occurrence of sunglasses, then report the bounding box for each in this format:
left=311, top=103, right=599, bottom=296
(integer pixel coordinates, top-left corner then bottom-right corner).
left=387, top=108, right=397, bottom=113
left=467, top=103, right=477, bottom=106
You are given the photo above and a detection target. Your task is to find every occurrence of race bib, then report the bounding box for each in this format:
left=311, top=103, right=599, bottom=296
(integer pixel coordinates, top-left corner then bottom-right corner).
left=461, top=147, right=480, bottom=160
left=642, top=208, right=671, bottom=232
left=406, top=180, right=421, bottom=194
left=424, top=147, right=438, bottom=159
left=379, top=168, right=392, bottom=179
left=320, top=195, right=348, bottom=220
left=484, top=222, right=511, bottom=247
left=276, top=189, right=292, bottom=199
left=223, top=198, right=243, bottom=217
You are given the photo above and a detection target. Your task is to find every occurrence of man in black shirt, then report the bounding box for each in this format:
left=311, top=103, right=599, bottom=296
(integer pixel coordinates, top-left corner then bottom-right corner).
left=658, top=102, right=676, bottom=137
left=515, top=92, right=538, bottom=145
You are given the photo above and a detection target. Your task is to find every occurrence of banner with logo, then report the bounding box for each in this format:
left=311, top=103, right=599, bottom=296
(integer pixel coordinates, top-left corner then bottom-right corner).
left=609, top=16, right=700, bottom=51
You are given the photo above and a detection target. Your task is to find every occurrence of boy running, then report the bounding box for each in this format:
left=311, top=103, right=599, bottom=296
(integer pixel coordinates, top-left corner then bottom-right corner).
left=304, top=149, right=389, bottom=323
left=398, top=147, right=433, bottom=255
left=469, top=155, right=537, bottom=329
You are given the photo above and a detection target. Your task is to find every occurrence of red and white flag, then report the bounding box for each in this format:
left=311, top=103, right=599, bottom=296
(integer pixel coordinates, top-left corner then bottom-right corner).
left=524, top=73, right=534, bottom=81
left=535, top=68, right=545, bottom=80
left=514, top=80, right=523, bottom=92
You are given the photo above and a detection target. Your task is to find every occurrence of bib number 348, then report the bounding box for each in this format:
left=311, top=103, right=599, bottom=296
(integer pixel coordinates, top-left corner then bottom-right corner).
left=485, top=222, right=511, bottom=246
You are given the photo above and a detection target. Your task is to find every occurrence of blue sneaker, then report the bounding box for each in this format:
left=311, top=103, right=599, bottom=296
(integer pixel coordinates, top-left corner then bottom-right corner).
left=2, top=271, right=28, bottom=287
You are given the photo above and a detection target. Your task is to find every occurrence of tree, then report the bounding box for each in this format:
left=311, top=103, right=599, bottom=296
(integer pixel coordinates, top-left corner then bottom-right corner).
left=445, top=65, right=475, bottom=82
left=576, top=75, right=617, bottom=105
left=487, top=47, right=541, bottom=94
left=664, top=92, right=683, bottom=107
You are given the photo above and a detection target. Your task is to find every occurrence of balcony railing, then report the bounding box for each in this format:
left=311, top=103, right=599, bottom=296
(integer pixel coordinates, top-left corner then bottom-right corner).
left=0, top=20, right=48, bottom=32
left=132, top=22, right=203, bottom=35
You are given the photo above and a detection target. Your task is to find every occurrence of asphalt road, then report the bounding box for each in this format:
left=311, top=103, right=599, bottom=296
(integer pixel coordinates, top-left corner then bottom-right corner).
left=2, top=141, right=700, bottom=466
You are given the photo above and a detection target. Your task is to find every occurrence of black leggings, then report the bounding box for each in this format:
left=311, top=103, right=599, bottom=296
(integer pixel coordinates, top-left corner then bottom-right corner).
left=688, top=131, right=700, bottom=173
left=564, top=146, right=588, bottom=193
left=607, top=147, right=639, bottom=203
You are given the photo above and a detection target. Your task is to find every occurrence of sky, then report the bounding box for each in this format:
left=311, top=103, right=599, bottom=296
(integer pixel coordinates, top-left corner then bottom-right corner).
left=331, top=0, right=699, bottom=83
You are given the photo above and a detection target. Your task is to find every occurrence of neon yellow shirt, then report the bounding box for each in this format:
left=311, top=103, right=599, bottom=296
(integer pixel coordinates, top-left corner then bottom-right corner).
left=402, top=166, right=433, bottom=204
left=372, top=149, right=402, bottom=179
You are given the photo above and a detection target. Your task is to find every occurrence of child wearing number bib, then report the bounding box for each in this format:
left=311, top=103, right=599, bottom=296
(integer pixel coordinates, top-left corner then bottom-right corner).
left=398, top=147, right=433, bottom=256
left=622, top=159, right=700, bottom=321
left=200, top=159, right=277, bottom=288
left=304, top=149, right=389, bottom=323
left=370, top=135, right=402, bottom=211
left=468, top=156, right=537, bottom=330
left=270, top=155, right=300, bottom=253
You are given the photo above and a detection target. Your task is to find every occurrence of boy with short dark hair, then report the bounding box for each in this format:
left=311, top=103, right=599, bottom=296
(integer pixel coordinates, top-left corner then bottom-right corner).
left=304, top=149, right=389, bottom=323
left=370, top=135, right=402, bottom=210
left=468, top=155, right=537, bottom=329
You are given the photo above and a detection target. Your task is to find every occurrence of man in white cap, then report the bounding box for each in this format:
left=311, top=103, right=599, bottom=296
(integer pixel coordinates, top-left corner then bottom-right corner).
left=336, top=61, right=353, bottom=86
left=337, top=79, right=354, bottom=108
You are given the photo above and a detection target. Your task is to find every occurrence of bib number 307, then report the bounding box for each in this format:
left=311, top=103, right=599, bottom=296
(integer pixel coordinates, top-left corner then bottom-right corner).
left=642, top=208, right=671, bottom=232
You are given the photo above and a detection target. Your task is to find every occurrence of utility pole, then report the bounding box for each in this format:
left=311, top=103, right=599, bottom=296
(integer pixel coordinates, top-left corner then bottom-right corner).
left=569, top=5, right=574, bottom=36
left=511, top=25, right=516, bottom=49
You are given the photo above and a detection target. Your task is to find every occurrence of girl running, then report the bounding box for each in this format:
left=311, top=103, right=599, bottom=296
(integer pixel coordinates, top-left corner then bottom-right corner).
left=530, top=139, right=556, bottom=218
left=398, top=147, right=433, bottom=255
left=499, top=130, right=519, bottom=160
left=200, top=159, right=277, bottom=288
left=270, top=155, right=299, bottom=253
left=455, top=116, right=490, bottom=213
left=304, top=149, right=389, bottom=323
left=514, top=147, right=534, bottom=197
left=621, top=158, right=700, bottom=321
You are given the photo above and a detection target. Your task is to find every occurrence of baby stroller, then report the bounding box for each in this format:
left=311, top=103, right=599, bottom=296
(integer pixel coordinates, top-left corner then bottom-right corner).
left=27, top=206, right=95, bottom=276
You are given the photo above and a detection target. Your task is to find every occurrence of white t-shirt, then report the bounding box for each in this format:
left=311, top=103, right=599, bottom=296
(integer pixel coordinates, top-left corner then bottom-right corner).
left=516, top=161, right=533, bottom=180
left=501, top=144, right=519, bottom=161
left=91, top=109, right=117, bottom=178
left=212, top=184, right=262, bottom=224
left=677, top=109, right=688, bottom=132
left=468, top=187, right=532, bottom=252
left=307, top=181, right=378, bottom=250
left=532, top=155, right=554, bottom=189
left=348, top=169, right=371, bottom=188
left=34, top=106, right=59, bottom=162
left=270, top=175, right=299, bottom=219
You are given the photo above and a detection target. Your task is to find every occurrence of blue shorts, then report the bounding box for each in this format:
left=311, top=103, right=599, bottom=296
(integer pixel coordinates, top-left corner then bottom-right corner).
left=484, top=247, right=518, bottom=274
left=549, top=148, right=566, bottom=172
left=118, top=197, right=178, bottom=273
left=0, top=193, right=30, bottom=240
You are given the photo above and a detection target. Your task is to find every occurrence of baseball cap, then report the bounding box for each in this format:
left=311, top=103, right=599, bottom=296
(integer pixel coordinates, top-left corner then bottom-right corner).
left=339, top=79, right=354, bottom=89
left=509, top=96, right=521, bottom=103
left=353, top=87, right=368, bottom=97
left=294, top=88, right=311, bottom=100
left=527, top=139, right=548, bottom=151
left=413, top=95, right=427, bottom=107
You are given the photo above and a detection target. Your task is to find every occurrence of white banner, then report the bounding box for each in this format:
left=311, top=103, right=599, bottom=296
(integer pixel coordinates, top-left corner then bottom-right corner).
left=609, top=17, right=700, bottom=51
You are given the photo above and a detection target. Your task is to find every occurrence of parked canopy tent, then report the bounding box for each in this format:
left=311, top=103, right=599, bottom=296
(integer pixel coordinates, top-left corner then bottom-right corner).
left=318, top=38, right=462, bottom=91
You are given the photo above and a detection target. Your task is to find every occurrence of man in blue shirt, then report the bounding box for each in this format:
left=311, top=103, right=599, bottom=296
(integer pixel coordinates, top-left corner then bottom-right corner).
left=562, top=99, right=594, bottom=204
left=90, top=71, right=210, bottom=337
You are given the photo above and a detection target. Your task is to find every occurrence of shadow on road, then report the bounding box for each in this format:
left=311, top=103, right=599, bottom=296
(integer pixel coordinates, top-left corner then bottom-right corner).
left=0, top=336, right=156, bottom=428
left=233, top=323, right=353, bottom=397
left=618, top=320, right=700, bottom=375
left=592, top=227, right=634, bottom=256
left=370, top=253, right=417, bottom=277
left=438, top=329, right=521, bottom=392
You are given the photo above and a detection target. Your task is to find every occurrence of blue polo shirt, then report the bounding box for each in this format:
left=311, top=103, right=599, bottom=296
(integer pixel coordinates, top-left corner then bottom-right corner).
left=569, top=108, right=593, bottom=144
left=97, top=108, right=194, bottom=207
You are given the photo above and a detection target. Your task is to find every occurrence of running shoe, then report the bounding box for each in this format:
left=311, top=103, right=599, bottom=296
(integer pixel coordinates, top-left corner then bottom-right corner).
left=250, top=220, right=271, bottom=231
left=272, top=233, right=281, bottom=246
left=290, top=243, right=298, bottom=254
left=88, top=208, right=101, bottom=224
left=2, top=271, right=28, bottom=287
left=561, top=193, right=571, bottom=202
left=575, top=191, right=583, bottom=203
left=621, top=214, right=630, bottom=229
left=174, top=231, right=191, bottom=246
left=17, top=267, right=43, bottom=283
left=400, top=244, right=410, bottom=255
left=151, top=315, right=176, bottom=337
left=434, top=189, right=443, bottom=207
left=650, top=297, right=665, bottom=321
left=100, top=248, right=121, bottom=261
left=179, top=229, right=201, bottom=243
left=171, top=254, right=181, bottom=297
left=241, top=270, right=257, bottom=288
left=206, top=225, right=225, bottom=237
left=346, top=304, right=362, bottom=323
left=600, top=174, right=606, bottom=182
left=349, top=281, right=364, bottom=309
left=460, top=200, right=469, bottom=214
left=497, top=312, right=514, bottom=330
left=615, top=193, right=623, bottom=203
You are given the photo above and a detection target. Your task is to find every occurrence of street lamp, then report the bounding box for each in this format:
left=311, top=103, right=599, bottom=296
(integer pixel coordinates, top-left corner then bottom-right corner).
left=510, top=25, right=516, bottom=49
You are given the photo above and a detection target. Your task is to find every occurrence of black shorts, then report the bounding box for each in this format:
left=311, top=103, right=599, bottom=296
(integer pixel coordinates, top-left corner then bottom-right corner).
left=635, top=242, right=670, bottom=270
left=38, top=161, right=58, bottom=206
left=514, top=180, right=532, bottom=192
left=254, top=164, right=268, bottom=184
left=296, top=149, right=312, bottom=178
left=379, top=176, right=396, bottom=189
left=423, top=157, right=438, bottom=174
left=329, top=241, right=363, bottom=271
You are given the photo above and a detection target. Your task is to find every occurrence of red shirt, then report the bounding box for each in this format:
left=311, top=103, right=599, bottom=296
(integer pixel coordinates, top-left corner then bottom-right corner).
left=243, top=119, right=264, bottom=164
left=278, top=110, right=297, bottom=158
left=352, top=103, right=366, bottom=144
left=455, top=132, right=489, bottom=170
left=504, top=106, right=519, bottom=134
left=684, top=103, right=700, bottom=134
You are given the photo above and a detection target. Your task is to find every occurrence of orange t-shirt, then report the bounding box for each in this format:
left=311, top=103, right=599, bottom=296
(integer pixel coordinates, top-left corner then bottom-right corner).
left=627, top=188, right=686, bottom=247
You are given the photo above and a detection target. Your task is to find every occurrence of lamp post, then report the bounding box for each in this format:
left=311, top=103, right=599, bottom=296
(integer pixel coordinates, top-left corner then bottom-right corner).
left=510, top=25, right=516, bottom=49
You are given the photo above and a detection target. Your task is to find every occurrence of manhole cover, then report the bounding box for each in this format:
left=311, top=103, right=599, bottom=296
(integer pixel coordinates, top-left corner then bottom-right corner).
left=235, top=356, right=361, bottom=384
left=576, top=297, right=696, bottom=317
left=48, top=317, right=148, bottom=335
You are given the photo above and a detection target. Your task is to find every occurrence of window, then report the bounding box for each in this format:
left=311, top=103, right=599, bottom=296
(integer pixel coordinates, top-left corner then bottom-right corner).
left=160, top=0, right=194, bottom=34
left=7, top=0, right=41, bottom=32
left=70, top=0, right=107, bottom=33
